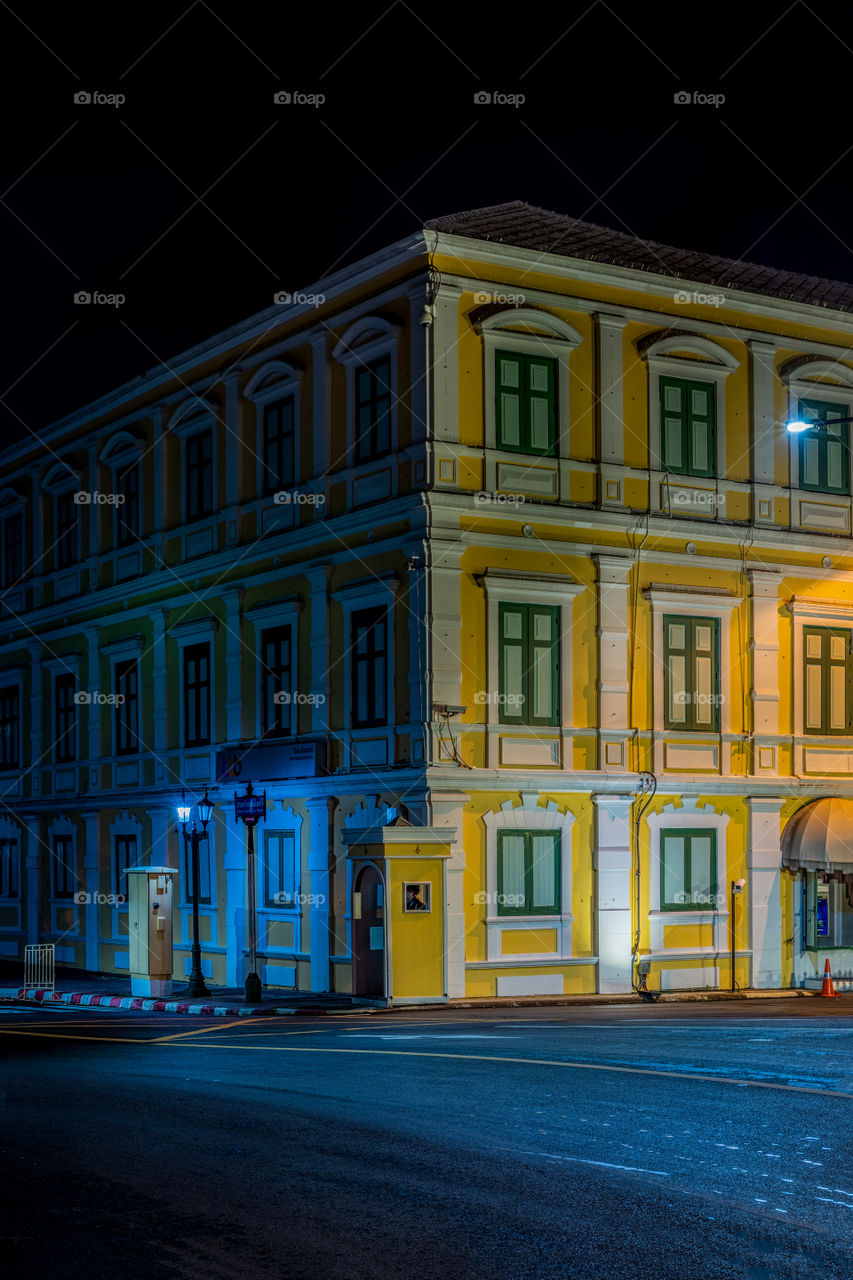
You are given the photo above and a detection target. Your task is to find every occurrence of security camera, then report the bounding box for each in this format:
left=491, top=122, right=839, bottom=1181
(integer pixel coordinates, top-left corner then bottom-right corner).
left=732, top=878, right=746, bottom=893
left=442, top=705, right=467, bottom=716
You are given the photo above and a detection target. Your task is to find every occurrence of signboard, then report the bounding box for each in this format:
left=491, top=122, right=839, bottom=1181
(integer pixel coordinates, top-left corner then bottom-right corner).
left=216, top=741, right=322, bottom=783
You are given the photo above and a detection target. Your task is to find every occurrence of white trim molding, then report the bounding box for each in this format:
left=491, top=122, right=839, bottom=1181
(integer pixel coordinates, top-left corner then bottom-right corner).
left=476, top=306, right=583, bottom=500
left=646, top=798, right=732, bottom=972
left=643, top=586, right=743, bottom=776
left=481, top=791, right=575, bottom=963
left=478, top=567, right=584, bottom=770
left=641, top=332, right=739, bottom=480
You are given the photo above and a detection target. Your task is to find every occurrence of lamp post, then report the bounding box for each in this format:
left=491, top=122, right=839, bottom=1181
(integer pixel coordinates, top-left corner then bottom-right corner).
left=730, top=877, right=746, bottom=992
left=235, top=778, right=266, bottom=1005
left=176, top=788, right=213, bottom=999
left=786, top=414, right=853, bottom=433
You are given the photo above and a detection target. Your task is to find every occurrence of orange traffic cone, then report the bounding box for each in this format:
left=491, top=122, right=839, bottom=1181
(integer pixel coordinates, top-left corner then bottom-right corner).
left=820, top=958, right=837, bottom=998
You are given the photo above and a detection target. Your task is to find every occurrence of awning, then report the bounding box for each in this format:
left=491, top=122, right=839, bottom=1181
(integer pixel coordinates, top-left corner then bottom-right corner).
left=781, top=798, right=853, bottom=874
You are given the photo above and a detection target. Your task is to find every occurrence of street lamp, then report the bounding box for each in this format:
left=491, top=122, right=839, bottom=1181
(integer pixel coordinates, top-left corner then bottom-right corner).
left=176, top=788, right=214, bottom=999
left=730, top=877, right=746, bottom=993
left=235, top=778, right=266, bottom=1005
left=786, top=414, right=853, bottom=433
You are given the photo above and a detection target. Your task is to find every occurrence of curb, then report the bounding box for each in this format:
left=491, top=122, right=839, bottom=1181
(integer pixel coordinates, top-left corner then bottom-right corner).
left=0, top=985, right=840, bottom=1018
left=0, top=988, right=335, bottom=1017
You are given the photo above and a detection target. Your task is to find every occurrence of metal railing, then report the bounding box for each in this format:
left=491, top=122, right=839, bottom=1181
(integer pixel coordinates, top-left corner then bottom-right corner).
left=24, top=943, right=55, bottom=992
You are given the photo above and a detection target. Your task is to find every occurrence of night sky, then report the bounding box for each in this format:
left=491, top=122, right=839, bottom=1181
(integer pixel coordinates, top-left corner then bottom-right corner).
left=2, top=1, right=853, bottom=443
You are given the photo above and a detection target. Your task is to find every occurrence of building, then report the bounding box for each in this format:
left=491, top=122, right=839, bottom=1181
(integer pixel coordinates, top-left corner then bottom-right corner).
left=1, top=199, right=852, bottom=1001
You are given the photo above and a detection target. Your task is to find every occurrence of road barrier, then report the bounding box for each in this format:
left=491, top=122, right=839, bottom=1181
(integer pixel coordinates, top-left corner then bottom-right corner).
left=24, top=943, right=55, bottom=992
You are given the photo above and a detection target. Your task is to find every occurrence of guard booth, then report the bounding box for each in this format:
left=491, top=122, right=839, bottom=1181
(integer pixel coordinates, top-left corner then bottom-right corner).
left=343, top=817, right=453, bottom=1004
left=127, top=866, right=177, bottom=997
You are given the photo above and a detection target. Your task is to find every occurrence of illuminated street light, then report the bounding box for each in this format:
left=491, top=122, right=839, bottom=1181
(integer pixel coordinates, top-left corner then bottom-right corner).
left=176, top=788, right=214, bottom=999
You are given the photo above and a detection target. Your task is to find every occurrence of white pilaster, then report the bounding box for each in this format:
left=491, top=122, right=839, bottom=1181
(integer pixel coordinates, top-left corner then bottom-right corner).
left=222, top=370, right=241, bottom=509
left=428, top=541, right=464, bottom=714
left=407, top=283, right=429, bottom=445
left=151, top=610, right=168, bottom=781
left=305, top=795, right=337, bottom=992
left=429, top=789, right=469, bottom=999
left=81, top=810, right=100, bottom=971
left=748, top=339, right=778, bottom=485
left=224, top=818, right=246, bottom=988
left=26, top=643, right=43, bottom=795
left=23, top=813, right=40, bottom=945
left=746, top=797, right=784, bottom=989
left=85, top=626, right=100, bottom=775
left=593, top=794, right=634, bottom=993
left=748, top=570, right=781, bottom=775
left=431, top=283, right=462, bottom=444
left=596, top=313, right=628, bottom=466
left=595, top=555, right=631, bottom=772
left=307, top=565, right=333, bottom=736
left=222, top=587, right=244, bottom=743
left=310, top=332, right=331, bottom=479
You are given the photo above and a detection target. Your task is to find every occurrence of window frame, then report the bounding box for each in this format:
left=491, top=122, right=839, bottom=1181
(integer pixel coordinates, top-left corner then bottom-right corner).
left=114, top=657, right=140, bottom=755
left=660, top=828, right=718, bottom=912
left=796, top=396, right=851, bottom=496
left=355, top=354, right=393, bottom=463
left=0, top=685, right=20, bottom=770
left=54, top=671, right=77, bottom=763
left=658, top=375, right=716, bottom=478
left=185, top=427, right=213, bottom=522
left=55, top=489, right=79, bottom=569
left=261, top=396, right=296, bottom=496
left=113, top=832, right=136, bottom=905
left=0, top=836, right=19, bottom=899
left=182, top=642, right=211, bottom=748
left=494, top=348, right=558, bottom=456
left=262, top=829, right=297, bottom=908
left=52, top=833, right=76, bottom=900
left=663, top=614, right=721, bottom=732
left=2, top=510, right=23, bottom=587
left=498, top=601, right=560, bottom=728
left=116, top=459, right=140, bottom=545
left=351, top=605, right=389, bottom=730
left=261, top=624, right=293, bottom=738
left=496, top=829, right=561, bottom=917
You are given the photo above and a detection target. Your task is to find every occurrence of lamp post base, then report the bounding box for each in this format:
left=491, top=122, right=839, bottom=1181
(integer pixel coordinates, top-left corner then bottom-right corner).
left=244, top=972, right=262, bottom=1005
left=185, top=974, right=211, bottom=999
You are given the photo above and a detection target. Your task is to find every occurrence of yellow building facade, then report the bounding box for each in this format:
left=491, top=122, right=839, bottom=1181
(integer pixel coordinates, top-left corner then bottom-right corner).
left=2, top=201, right=853, bottom=1000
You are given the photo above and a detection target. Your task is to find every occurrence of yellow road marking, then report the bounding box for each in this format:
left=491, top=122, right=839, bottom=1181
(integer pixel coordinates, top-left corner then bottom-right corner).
left=4, top=1025, right=848, bottom=1099
left=149, top=1018, right=251, bottom=1043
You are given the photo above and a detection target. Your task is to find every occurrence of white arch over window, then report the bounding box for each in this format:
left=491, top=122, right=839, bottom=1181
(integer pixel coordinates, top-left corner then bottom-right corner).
left=481, top=792, right=575, bottom=961
left=244, top=359, right=304, bottom=401
left=99, top=429, right=145, bottom=467
left=641, top=332, right=739, bottom=477
left=332, top=314, right=401, bottom=364
left=42, top=461, right=82, bottom=494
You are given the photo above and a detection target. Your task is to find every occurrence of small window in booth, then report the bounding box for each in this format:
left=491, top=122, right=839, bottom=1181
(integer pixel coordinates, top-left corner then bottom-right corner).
left=403, top=882, right=430, bottom=912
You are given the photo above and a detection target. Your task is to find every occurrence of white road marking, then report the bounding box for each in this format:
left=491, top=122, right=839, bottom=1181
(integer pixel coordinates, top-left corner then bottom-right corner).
left=344, top=1033, right=516, bottom=1041
left=518, top=1150, right=670, bottom=1177
left=816, top=1197, right=853, bottom=1209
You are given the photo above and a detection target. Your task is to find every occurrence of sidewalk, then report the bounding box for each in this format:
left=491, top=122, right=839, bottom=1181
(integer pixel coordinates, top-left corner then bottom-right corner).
left=0, top=967, right=842, bottom=1017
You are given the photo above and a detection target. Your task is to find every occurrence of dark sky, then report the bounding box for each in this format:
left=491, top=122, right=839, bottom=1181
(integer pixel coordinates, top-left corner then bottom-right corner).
left=3, top=1, right=853, bottom=444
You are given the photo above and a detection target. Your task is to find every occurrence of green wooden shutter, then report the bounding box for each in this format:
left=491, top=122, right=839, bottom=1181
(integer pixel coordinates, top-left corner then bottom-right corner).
left=798, top=399, right=850, bottom=496
left=660, top=379, right=686, bottom=471
left=803, top=628, right=825, bottom=733
left=804, top=626, right=852, bottom=735
left=530, top=833, right=560, bottom=912
left=664, top=618, right=689, bottom=727
left=499, top=604, right=526, bottom=722
left=529, top=606, right=559, bottom=726
left=527, top=358, right=555, bottom=454
left=497, top=354, right=522, bottom=449
left=687, top=382, right=715, bottom=477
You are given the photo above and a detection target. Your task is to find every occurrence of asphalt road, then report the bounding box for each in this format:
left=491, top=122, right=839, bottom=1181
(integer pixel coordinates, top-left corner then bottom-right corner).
left=1, top=999, right=852, bottom=1280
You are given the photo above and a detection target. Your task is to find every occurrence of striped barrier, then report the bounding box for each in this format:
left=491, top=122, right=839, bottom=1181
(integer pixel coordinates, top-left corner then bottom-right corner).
left=0, top=988, right=304, bottom=1016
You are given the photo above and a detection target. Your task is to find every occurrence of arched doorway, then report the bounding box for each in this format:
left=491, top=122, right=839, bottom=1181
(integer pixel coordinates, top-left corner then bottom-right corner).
left=352, top=864, right=386, bottom=998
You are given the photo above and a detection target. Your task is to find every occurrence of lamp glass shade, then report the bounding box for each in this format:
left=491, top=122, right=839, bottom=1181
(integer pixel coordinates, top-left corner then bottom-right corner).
left=176, top=805, right=192, bottom=824
left=196, top=796, right=214, bottom=826
left=786, top=419, right=811, bottom=433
